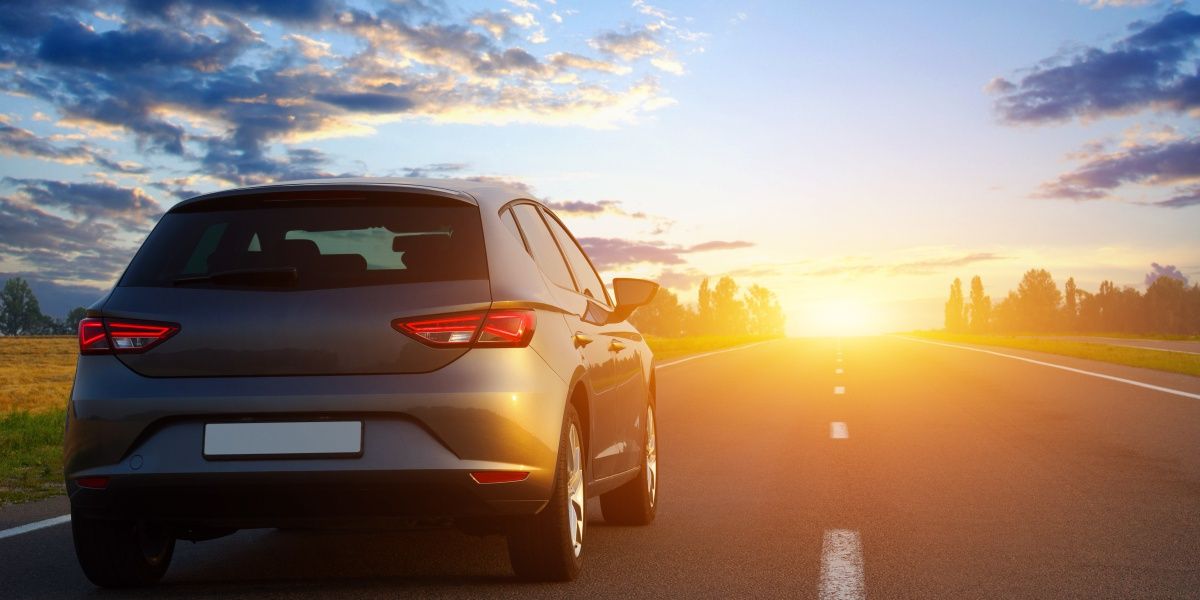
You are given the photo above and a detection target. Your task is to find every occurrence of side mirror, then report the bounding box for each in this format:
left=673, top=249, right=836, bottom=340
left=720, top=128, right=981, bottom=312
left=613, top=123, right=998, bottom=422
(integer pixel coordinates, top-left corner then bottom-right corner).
left=608, top=278, right=659, bottom=323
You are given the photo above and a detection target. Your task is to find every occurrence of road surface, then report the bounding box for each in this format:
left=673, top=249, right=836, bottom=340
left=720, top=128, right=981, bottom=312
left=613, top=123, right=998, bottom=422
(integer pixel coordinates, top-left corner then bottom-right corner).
left=3, top=337, right=1200, bottom=598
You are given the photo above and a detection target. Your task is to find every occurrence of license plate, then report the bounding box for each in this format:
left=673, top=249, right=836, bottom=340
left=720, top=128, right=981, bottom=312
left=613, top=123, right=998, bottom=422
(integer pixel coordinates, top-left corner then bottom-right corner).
left=203, top=421, right=362, bottom=458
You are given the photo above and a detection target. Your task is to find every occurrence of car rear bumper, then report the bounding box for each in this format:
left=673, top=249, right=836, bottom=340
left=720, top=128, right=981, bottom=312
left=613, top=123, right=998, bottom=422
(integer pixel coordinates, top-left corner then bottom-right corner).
left=65, top=347, right=569, bottom=524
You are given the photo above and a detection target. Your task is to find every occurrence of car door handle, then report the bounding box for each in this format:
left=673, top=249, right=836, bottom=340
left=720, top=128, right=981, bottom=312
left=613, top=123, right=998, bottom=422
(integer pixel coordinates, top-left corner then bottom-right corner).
left=608, top=340, right=626, bottom=352
left=573, top=333, right=594, bottom=348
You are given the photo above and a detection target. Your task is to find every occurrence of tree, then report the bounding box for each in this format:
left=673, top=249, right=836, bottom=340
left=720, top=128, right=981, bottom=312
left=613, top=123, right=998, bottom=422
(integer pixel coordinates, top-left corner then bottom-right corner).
left=0, top=278, right=44, bottom=336
left=944, top=278, right=967, bottom=332
left=629, top=288, right=692, bottom=337
left=992, top=290, right=1020, bottom=332
left=1144, top=276, right=1188, bottom=334
left=744, top=284, right=785, bottom=336
left=967, top=276, right=991, bottom=333
left=709, top=276, right=746, bottom=335
left=1062, top=277, right=1078, bottom=331
left=64, top=307, right=88, bottom=334
left=1014, top=269, right=1062, bottom=332
left=695, top=278, right=714, bottom=334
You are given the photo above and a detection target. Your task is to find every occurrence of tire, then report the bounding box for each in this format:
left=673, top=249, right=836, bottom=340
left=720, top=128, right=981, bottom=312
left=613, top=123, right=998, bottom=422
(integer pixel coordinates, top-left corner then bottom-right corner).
left=71, top=511, right=175, bottom=587
left=506, top=403, right=586, bottom=581
left=599, top=401, right=658, bottom=525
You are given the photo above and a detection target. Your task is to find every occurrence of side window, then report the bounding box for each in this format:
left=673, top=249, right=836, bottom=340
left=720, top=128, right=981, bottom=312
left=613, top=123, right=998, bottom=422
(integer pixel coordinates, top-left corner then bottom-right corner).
left=541, top=208, right=611, bottom=306
left=499, top=208, right=527, bottom=251
left=511, top=204, right=575, bottom=291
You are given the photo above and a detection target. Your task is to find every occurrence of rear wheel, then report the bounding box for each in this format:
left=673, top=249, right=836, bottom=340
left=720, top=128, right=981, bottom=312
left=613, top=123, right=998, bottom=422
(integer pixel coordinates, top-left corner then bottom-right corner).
left=71, top=511, right=175, bottom=587
left=507, top=403, right=585, bottom=581
left=599, top=402, right=658, bottom=525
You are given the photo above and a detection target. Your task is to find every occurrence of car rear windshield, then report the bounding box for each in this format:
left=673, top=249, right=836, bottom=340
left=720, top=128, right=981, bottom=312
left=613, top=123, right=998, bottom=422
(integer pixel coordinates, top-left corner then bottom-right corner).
left=121, top=196, right=487, bottom=289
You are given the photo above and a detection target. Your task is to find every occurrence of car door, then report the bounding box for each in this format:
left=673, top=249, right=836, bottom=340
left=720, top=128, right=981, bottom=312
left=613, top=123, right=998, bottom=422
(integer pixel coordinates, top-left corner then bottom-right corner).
left=508, top=204, right=627, bottom=480
left=539, top=207, right=647, bottom=477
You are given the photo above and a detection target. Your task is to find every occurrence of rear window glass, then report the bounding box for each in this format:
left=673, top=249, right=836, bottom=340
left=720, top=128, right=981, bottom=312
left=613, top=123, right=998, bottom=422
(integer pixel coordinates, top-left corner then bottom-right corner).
left=121, top=201, right=486, bottom=289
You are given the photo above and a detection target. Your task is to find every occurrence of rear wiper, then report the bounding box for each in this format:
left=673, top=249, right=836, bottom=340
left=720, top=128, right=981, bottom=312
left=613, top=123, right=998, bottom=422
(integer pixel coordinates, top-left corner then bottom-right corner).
left=173, top=267, right=299, bottom=287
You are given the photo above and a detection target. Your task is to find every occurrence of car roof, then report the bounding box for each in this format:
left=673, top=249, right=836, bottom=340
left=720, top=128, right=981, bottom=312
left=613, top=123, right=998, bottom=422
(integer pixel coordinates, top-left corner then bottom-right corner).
left=169, top=177, right=537, bottom=212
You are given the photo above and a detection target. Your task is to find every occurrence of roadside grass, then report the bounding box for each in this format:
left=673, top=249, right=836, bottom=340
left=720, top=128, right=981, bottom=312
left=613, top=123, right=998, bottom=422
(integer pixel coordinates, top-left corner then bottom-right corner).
left=646, top=334, right=780, bottom=362
left=0, top=336, right=74, bottom=505
left=907, top=331, right=1200, bottom=378
left=0, top=410, right=65, bottom=505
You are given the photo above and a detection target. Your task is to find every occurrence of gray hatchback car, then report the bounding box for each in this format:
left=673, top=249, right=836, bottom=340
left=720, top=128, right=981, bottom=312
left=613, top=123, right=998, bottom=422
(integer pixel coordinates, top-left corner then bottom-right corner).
left=64, top=178, right=660, bottom=586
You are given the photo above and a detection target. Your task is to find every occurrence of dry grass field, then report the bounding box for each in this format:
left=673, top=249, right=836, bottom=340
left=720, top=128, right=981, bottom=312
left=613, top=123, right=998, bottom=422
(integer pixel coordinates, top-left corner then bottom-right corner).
left=0, top=336, right=77, bottom=414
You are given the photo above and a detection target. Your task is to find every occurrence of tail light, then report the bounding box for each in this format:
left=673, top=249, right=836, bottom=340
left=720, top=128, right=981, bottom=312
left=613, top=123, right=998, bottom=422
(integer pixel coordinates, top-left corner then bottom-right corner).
left=79, top=318, right=179, bottom=355
left=392, top=309, right=535, bottom=348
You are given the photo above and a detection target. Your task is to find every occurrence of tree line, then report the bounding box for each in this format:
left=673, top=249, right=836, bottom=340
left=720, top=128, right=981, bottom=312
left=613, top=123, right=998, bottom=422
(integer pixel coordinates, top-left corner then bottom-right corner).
left=630, top=276, right=786, bottom=337
left=943, top=267, right=1200, bottom=335
left=0, top=278, right=88, bottom=336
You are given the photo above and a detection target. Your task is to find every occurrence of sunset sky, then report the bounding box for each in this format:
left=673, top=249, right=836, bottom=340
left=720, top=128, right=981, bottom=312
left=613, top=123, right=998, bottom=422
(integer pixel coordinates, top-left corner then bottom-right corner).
left=1, top=0, right=1197, bottom=335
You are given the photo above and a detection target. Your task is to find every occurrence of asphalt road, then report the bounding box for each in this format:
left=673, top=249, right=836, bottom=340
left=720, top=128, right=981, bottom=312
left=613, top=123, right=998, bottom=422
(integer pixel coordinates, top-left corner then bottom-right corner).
left=3, top=337, right=1200, bottom=598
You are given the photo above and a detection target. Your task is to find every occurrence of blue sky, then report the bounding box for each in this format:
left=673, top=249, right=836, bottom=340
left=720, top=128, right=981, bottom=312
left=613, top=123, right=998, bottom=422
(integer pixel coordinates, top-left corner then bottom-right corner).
left=1, top=0, right=1197, bottom=333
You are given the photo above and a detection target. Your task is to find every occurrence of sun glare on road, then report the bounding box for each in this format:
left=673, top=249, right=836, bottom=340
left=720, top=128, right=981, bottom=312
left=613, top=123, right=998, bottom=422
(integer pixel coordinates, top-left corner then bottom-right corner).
left=798, top=299, right=882, bottom=337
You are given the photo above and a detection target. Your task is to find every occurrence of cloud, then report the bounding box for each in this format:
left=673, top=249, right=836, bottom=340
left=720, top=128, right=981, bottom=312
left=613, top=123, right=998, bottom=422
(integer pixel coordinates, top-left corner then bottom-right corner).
left=0, top=120, right=148, bottom=173
left=0, top=1, right=690, bottom=187
left=1035, top=137, right=1200, bottom=201
left=544, top=199, right=652, bottom=220
left=548, top=52, right=632, bottom=74
left=1145, top=261, right=1189, bottom=286
left=1154, top=185, right=1200, bottom=207
left=1079, top=0, right=1155, bottom=8
left=4, top=177, right=161, bottom=227
left=578, top=237, right=753, bottom=269
left=0, top=1, right=703, bottom=286
left=0, top=195, right=137, bottom=286
left=804, top=253, right=1007, bottom=277
left=590, top=29, right=663, bottom=61
left=687, top=240, right=755, bottom=252
left=991, top=11, right=1200, bottom=124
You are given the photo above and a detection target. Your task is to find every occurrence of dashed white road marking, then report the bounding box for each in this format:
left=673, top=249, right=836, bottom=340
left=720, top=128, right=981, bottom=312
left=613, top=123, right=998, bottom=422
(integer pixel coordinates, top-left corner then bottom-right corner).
left=898, top=336, right=1200, bottom=401
left=835, top=368, right=844, bottom=375
left=830, top=422, right=849, bottom=439
left=834, top=386, right=845, bottom=395
left=0, top=515, right=70, bottom=541
left=820, top=529, right=865, bottom=600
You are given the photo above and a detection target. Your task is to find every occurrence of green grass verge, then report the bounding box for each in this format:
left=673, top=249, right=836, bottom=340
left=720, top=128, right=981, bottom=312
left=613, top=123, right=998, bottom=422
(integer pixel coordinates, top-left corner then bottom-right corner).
left=908, top=331, right=1200, bottom=378
left=0, top=409, right=65, bottom=506
left=645, top=334, right=779, bottom=362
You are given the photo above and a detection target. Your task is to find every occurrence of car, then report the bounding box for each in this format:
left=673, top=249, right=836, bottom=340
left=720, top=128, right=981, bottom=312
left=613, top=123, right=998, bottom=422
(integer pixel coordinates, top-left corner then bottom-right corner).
left=63, top=177, right=661, bottom=586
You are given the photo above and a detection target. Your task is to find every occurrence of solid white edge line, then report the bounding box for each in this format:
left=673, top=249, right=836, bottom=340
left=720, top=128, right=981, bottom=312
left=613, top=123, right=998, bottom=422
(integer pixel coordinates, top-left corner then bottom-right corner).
left=830, top=422, right=849, bottom=439
left=0, top=514, right=70, bottom=540
left=897, top=336, right=1200, bottom=401
left=820, top=529, right=865, bottom=600
left=655, top=340, right=779, bottom=370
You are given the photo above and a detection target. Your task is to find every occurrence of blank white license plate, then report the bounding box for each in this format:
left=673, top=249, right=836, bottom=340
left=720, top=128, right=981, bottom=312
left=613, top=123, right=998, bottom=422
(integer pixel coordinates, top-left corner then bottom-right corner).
left=203, top=421, right=362, bottom=457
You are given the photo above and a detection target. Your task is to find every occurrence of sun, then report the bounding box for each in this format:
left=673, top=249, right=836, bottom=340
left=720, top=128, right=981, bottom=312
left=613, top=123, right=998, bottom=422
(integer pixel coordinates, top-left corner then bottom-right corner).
left=795, top=298, right=882, bottom=337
